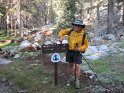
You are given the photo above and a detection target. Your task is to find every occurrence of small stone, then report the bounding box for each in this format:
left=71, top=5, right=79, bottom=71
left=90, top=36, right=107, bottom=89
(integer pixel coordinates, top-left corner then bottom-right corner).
left=1, top=78, right=7, bottom=82
left=111, top=83, right=115, bottom=87
left=9, top=82, right=13, bottom=86
left=14, top=54, right=20, bottom=58
left=18, top=90, right=28, bottom=93
left=42, top=80, right=48, bottom=84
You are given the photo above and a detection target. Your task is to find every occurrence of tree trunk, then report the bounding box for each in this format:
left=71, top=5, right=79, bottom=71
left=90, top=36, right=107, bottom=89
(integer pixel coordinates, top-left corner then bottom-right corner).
left=123, top=0, right=124, bottom=26
left=48, top=0, right=55, bottom=24
left=18, top=0, right=23, bottom=37
left=10, top=15, right=13, bottom=34
left=14, top=19, right=17, bottom=36
left=107, top=0, right=114, bottom=34
left=16, top=0, right=23, bottom=37
left=6, top=14, right=10, bottom=36
left=97, top=3, right=100, bottom=21
left=79, top=1, right=84, bottom=20
left=90, top=0, right=93, bottom=20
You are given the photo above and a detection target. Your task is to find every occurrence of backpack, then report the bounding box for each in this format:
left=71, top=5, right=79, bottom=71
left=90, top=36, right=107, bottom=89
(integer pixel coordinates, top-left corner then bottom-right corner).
left=68, top=29, right=87, bottom=53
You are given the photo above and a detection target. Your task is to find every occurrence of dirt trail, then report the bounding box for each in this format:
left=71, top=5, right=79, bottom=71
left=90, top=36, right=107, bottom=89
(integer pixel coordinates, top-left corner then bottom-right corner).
left=26, top=55, right=124, bottom=93
left=0, top=78, right=14, bottom=93
left=0, top=53, right=124, bottom=93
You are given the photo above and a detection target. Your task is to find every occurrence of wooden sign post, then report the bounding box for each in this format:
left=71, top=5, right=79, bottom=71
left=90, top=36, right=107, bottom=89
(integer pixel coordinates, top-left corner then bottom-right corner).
left=55, top=62, right=58, bottom=85
left=51, top=53, right=61, bottom=86
left=42, top=43, right=68, bottom=86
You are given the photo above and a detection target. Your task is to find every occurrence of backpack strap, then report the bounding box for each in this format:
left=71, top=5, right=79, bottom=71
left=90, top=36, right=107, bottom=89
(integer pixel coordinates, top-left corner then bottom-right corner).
left=81, top=32, right=87, bottom=53
left=68, top=29, right=73, bottom=35
left=82, top=32, right=87, bottom=45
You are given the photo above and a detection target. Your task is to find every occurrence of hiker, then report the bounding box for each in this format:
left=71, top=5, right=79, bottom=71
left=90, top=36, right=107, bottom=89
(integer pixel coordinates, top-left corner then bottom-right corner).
left=58, top=19, right=88, bottom=89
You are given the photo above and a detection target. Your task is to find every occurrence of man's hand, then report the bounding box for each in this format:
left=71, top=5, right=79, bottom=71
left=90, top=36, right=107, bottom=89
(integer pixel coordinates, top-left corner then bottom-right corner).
left=75, top=47, right=81, bottom=51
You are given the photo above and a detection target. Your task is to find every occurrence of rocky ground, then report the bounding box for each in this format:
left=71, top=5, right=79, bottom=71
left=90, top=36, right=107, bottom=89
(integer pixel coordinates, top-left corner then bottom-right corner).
left=0, top=39, right=124, bottom=93
left=0, top=77, right=14, bottom=93
left=22, top=55, right=124, bottom=93
left=0, top=53, right=124, bottom=93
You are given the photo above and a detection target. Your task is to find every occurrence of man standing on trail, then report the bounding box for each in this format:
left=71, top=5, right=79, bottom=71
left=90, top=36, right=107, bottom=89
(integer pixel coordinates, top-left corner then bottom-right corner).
left=58, top=19, right=88, bottom=89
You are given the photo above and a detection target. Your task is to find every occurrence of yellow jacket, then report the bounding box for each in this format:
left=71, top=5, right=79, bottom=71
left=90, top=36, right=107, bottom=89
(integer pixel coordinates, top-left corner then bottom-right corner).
left=58, top=28, right=88, bottom=52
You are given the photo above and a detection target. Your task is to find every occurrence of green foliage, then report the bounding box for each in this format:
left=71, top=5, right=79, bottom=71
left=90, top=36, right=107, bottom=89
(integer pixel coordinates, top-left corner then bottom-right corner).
left=56, top=0, right=84, bottom=29
left=28, top=0, right=48, bottom=26
left=62, top=0, right=77, bottom=27
left=89, top=58, right=110, bottom=73
left=0, top=35, right=8, bottom=40
left=89, top=58, right=108, bottom=65
left=0, top=53, right=124, bottom=92
left=0, top=61, right=52, bottom=92
left=0, top=43, right=17, bottom=48
left=0, top=2, right=6, bottom=16
left=0, top=29, right=8, bottom=36
left=116, top=76, right=124, bottom=82
left=0, top=60, right=78, bottom=93
left=0, top=33, right=17, bottom=48
left=119, top=42, right=124, bottom=48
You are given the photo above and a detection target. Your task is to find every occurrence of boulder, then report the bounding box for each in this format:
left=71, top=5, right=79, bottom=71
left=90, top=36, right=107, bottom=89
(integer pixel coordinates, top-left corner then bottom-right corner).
left=83, top=46, right=98, bottom=56
left=120, top=35, right=124, bottom=41
left=109, top=46, right=117, bottom=53
left=98, top=51, right=108, bottom=57
left=84, top=70, right=95, bottom=79
left=85, top=55, right=100, bottom=60
left=14, top=54, right=20, bottom=58
left=104, top=34, right=116, bottom=42
left=119, top=48, right=124, bottom=53
left=0, top=59, right=12, bottom=64
left=19, top=40, right=41, bottom=52
left=34, top=33, right=42, bottom=42
left=99, top=45, right=109, bottom=52
left=19, top=40, right=32, bottom=49
left=91, top=37, right=103, bottom=46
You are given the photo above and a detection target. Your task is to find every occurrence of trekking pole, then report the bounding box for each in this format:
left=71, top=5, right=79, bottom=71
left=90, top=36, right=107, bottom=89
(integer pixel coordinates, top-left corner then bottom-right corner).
left=75, top=63, right=76, bottom=83
left=75, top=43, right=78, bottom=82
left=82, top=55, right=111, bottom=91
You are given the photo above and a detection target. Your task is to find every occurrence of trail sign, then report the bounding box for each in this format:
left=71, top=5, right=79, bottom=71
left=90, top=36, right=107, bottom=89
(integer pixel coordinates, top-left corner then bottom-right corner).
left=42, top=43, right=68, bottom=54
left=51, top=53, right=61, bottom=63
left=42, top=43, right=68, bottom=86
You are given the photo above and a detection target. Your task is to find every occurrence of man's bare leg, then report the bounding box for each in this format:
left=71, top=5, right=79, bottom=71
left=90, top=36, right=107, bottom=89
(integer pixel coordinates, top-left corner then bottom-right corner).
left=66, top=62, right=74, bottom=86
left=75, top=64, right=80, bottom=80
left=66, top=62, right=74, bottom=79
left=75, top=64, right=81, bottom=89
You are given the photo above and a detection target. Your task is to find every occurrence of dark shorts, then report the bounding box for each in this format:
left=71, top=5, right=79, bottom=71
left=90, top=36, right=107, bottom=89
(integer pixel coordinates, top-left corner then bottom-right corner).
left=66, top=50, right=82, bottom=64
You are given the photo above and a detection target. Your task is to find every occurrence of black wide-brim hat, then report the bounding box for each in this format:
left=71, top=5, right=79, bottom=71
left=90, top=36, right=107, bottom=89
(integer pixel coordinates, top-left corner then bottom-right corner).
left=72, top=19, right=85, bottom=28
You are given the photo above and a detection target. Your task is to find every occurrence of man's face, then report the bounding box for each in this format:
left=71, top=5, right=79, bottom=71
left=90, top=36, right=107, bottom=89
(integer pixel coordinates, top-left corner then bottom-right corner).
left=73, top=25, right=82, bottom=32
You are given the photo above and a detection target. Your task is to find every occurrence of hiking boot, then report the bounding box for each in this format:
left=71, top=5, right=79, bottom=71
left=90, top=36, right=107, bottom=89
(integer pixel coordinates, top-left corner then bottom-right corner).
left=66, top=76, right=75, bottom=87
left=75, top=80, right=80, bottom=89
